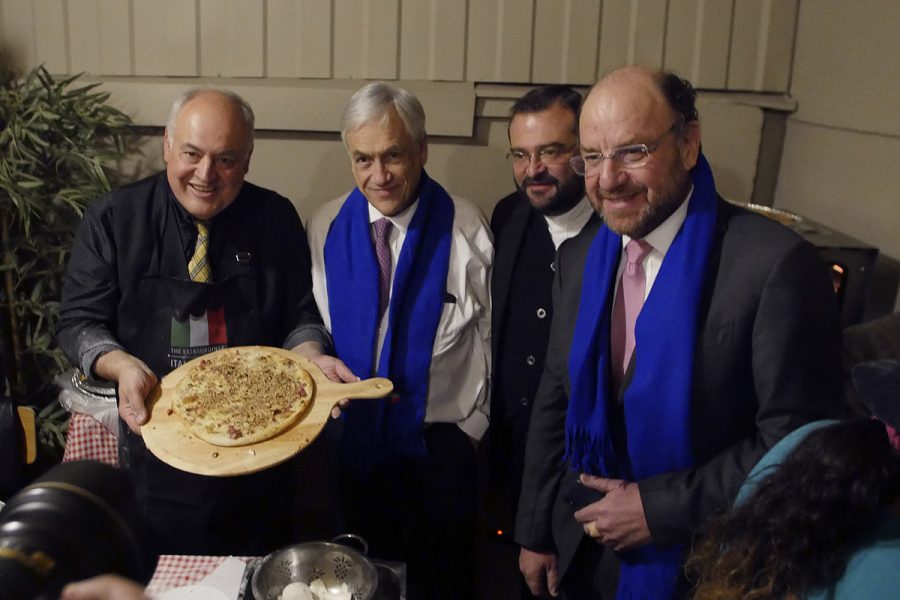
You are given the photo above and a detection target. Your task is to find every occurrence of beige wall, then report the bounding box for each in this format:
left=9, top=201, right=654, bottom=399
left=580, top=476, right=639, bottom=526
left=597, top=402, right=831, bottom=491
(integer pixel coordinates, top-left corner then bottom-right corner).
left=0, top=0, right=796, bottom=90
left=11, top=0, right=897, bottom=313
left=774, top=0, right=900, bottom=313
left=0, top=0, right=800, bottom=219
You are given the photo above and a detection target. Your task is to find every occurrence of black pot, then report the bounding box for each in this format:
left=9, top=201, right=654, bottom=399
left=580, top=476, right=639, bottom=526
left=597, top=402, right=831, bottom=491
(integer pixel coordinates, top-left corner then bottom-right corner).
left=0, top=460, right=154, bottom=599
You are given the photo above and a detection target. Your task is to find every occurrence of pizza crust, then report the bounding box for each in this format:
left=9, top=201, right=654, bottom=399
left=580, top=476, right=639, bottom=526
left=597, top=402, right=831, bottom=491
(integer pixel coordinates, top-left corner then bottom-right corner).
left=172, top=347, right=314, bottom=447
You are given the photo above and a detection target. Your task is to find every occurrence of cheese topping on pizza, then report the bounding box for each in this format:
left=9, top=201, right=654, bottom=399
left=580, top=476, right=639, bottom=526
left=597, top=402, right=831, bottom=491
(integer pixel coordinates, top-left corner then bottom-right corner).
left=173, top=348, right=314, bottom=447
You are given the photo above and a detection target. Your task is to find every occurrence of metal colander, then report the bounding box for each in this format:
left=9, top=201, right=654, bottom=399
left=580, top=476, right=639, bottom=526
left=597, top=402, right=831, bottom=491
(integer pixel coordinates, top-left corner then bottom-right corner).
left=251, top=535, right=378, bottom=600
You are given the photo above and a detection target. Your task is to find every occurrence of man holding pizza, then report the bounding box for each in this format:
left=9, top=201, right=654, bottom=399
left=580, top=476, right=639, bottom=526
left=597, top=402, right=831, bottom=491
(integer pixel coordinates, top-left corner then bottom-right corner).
left=306, top=81, right=492, bottom=600
left=57, top=88, right=350, bottom=556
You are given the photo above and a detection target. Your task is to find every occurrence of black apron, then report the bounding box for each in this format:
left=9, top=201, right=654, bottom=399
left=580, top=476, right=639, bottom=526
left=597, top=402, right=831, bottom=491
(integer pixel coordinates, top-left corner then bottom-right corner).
left=115, top=197, right=294, bottom=556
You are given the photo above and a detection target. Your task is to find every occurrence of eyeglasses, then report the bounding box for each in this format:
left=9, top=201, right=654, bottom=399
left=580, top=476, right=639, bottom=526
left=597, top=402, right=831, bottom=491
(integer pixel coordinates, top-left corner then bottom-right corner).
left=506, top=143, right=578, bottom=167
left=570, top=121, right=682, bottom=176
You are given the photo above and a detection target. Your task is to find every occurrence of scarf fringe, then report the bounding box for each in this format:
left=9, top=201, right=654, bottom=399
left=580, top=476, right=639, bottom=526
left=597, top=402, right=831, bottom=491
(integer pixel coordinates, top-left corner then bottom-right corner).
left=564, top=426, right=613, bottom=476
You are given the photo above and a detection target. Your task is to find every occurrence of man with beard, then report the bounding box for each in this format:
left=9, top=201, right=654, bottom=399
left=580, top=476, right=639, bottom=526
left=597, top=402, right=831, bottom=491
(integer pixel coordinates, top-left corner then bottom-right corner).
left=515, top=66, right=846, bottom=599
left=480, top=85, right=595, bottom=599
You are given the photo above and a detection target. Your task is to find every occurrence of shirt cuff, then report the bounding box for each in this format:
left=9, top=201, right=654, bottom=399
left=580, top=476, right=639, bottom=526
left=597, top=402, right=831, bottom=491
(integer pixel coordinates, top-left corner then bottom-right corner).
left=82, top=343, right=125, bottom=378
left=458, top=408, right=490, bottom=441
left=283, top=324, right=333, bottom=354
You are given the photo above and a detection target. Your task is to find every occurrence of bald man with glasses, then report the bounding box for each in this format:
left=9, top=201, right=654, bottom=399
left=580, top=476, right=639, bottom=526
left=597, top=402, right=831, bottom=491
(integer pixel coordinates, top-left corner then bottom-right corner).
left=514, top=66, right=846, bottom=599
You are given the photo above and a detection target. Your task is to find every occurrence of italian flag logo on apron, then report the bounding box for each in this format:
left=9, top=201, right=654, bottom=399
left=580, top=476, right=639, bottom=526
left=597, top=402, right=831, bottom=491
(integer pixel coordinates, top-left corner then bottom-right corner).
left=168, top=306, right=227, bottom=368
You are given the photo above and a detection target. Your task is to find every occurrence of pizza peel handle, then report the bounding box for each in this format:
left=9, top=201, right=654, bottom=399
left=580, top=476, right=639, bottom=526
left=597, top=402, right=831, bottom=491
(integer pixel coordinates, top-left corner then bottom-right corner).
left=318, top=377, right=394, bottom=403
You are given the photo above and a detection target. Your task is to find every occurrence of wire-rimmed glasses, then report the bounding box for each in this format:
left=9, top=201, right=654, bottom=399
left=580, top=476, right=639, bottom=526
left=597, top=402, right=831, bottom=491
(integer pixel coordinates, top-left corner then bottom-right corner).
left=506, top=143, right=578, bottom=167
left=570, top=121, right=682, bottom=176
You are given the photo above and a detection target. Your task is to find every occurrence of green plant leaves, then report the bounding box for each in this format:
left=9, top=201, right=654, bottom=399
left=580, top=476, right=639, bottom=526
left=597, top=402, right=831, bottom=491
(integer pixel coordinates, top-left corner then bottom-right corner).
left=1, top=65, right=133, bottom=453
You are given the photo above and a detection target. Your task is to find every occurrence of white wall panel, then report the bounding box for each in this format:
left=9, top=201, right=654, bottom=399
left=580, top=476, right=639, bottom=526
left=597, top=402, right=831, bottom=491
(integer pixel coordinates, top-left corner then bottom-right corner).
left=67, top=0, right=98, bottom=72
left=466, top=0, right=533, bottom=83
left=664, top=0, right=732, bottom=88
left=3, top=0, right=805, bottom=91
left=400, top=0, right=466, bottom=81
left=728, top=0, right=797, bottom=92
left=532, top=0, right=600, bottom=85
left=598, top=0, right=667, bottom=76
left=199, top=0, right=263, bottom=76
left=776, top=120, right=900, bottom=263
left=33, top=0, right=67, bottom=72
left=267, top=0, right=332, bottom=78
left=334, top=0, right=399, bottom=80
left=695, top=96, right=762, bottom=203
left=134, top=0, right=197, bottom=76
left=790, top=0, right=900, bottom=136
left=69, top=0, right=132, bottom=75
left=1, top=0, right=37, bottom=68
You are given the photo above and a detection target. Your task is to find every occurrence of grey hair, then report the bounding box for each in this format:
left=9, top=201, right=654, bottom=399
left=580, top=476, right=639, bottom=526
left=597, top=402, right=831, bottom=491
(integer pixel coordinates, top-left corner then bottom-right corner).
left=340, top=82, right=426, bottom=147
left=165, top=87, right=255, bottom=147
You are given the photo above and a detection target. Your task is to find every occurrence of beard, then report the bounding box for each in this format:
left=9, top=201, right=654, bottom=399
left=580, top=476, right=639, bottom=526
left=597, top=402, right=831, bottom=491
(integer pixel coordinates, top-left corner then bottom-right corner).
left=516, top=171, right=585, bottom=216
left=592, top=160, right=692, bottom=239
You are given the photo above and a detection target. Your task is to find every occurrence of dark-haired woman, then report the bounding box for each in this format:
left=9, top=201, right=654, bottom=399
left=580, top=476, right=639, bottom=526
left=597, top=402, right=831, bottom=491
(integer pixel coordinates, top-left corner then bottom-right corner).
left=687, top=418, right=900, bottom=599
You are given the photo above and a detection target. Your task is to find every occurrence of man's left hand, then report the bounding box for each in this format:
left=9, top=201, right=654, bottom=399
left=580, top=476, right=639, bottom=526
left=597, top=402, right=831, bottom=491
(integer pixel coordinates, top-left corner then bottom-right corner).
left=573, top=474, right=651, bottom=552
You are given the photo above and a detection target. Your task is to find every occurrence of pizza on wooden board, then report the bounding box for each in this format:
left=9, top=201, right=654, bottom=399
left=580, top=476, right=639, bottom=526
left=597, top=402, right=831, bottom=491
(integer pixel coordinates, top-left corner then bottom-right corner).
left=172, top=347, right=314, bottom=446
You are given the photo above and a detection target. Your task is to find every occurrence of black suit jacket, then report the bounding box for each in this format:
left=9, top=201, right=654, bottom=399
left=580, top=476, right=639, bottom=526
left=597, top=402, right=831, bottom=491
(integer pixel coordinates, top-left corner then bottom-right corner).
left=490, top=191, right=531, bottom=369
left=491, top=193, right=599, bottom=396
left=515, top=198, right=846, bottom=585
left=487, top=193, right=599, bottom=532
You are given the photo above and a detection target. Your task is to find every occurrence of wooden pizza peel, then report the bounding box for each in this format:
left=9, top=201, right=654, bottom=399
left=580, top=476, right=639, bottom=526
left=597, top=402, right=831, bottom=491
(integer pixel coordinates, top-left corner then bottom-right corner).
left=142, top=346, right=392, bottom=476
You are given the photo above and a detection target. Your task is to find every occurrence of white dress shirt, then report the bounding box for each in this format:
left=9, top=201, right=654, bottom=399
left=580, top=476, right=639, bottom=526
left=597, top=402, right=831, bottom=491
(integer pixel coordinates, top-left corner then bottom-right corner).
left=616, top=187, right=693, bottom=298
left=307, top=191, right=493, bottom=440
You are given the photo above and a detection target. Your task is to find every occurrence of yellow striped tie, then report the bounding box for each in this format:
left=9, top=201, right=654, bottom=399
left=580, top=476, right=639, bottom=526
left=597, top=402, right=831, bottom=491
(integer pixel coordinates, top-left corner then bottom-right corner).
left=188, top=221, right=211, bottom=282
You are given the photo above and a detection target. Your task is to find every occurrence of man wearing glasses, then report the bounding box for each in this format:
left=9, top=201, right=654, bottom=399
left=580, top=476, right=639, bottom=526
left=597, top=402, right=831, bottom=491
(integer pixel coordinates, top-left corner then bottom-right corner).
left=482, top=85, right=596, bottom=599
left=515, top=66, right=845, bottom=599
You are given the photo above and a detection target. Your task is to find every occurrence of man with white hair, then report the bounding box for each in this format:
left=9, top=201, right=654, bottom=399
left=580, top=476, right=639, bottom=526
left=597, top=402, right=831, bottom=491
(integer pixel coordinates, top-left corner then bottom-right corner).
left=58, top=88, right=346, bottom=556
left=307, top=81, right=492, bottom=600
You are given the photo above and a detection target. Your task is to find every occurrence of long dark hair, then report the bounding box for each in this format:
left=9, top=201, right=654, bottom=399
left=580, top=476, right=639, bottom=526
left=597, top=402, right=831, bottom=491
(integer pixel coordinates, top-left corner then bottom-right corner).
left=687, top=419, right=900, bottom=600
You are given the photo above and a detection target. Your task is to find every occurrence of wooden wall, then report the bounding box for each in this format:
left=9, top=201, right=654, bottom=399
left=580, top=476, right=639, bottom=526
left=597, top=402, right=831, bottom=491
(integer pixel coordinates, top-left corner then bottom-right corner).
left=1, top=0, right=798, bottom=117
left=0, top=0, right=802, bottom=220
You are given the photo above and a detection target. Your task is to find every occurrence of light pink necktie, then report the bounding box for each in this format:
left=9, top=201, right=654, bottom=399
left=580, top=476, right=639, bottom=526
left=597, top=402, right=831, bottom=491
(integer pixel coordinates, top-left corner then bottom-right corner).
left=373, top=218, right=393, bottom=319
left=610, top=239, right=653, bottom=387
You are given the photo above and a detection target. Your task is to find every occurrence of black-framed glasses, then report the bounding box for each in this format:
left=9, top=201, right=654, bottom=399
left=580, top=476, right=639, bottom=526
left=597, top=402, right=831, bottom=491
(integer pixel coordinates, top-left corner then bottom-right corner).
left=506, top=143, right=578, bottom=167
left=570, top=121, right=682, bottom=176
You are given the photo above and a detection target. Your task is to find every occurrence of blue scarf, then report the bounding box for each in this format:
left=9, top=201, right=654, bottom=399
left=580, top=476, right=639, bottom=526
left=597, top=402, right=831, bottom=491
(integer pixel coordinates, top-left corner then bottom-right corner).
left=324, top=171, right=454, bottom=469
left=565, top=154, right=718, bottom=599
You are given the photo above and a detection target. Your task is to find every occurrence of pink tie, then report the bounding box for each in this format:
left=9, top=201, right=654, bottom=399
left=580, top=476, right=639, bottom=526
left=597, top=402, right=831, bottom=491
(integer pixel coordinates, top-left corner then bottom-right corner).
left=611, top=239, right=653, bottom=387
left=373, top=218, right=393, bottom=319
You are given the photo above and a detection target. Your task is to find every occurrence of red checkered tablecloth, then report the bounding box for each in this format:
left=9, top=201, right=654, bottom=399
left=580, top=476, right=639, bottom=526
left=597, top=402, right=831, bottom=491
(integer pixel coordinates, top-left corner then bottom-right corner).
left=62, top=412, right=119, bottom=466
left=145, top=554, right=253, bottom=597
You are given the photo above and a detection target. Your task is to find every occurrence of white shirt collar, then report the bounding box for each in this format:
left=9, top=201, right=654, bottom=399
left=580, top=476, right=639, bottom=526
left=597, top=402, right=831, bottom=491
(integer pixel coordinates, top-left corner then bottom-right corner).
left=368, top=198, right=418, bottom=233
left=622, top=185, right=694, bottom=256
left=543, top=196, right=594, bottom=250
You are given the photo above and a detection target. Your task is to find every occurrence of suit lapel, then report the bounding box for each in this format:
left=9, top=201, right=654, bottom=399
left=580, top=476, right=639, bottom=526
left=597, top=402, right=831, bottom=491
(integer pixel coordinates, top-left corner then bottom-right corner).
left=491, top=198, right=532, bottom=361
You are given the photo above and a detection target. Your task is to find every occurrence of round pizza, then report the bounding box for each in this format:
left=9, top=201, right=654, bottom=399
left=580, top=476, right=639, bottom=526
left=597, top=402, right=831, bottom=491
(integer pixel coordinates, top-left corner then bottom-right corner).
left=172, top=347, right=315, bottom=447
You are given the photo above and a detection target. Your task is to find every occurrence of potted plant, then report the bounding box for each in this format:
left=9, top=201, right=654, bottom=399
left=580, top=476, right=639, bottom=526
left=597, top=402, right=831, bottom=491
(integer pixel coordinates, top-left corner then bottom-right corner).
left=0, top=65, right=132, bottom=463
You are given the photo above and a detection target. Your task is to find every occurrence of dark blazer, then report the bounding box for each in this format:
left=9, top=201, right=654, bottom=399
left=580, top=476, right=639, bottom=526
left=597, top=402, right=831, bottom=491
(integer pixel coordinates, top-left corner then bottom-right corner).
left=491, top=193, right=599, bottom=391
left=490, top=191, right=529, bottom=367
left=515, top=198, right=846, bottom=587
left=488, top=193, right=599, bottom=532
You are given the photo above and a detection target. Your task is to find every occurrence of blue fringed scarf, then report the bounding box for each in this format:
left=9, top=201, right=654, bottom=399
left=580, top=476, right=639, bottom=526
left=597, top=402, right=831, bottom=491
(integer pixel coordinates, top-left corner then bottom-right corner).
left=324, top=171, right=454, bottom=469
left=566, top=154, right=718, bottom=599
